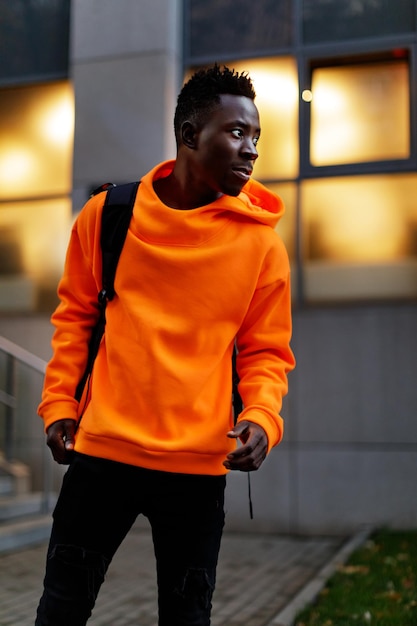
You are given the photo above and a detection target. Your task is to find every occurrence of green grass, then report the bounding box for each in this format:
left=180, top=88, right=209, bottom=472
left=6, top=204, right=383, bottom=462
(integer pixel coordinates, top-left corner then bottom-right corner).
left=295, top=529, right=417, bottom=626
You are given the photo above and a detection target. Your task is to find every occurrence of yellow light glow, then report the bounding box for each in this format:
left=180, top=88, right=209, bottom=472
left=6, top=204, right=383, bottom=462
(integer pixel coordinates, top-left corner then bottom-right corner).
left=0, top=198, right=71, bottom=283
left=0, top=81, right=74, bottom=200
left=0, top=148, right=35, bottom=187
left=40, top=96, right=74, bottom=145
left=310, top=61, right=410, bottom=165
left=251, top=70, right=299, bottom=109
left=303, top=175, right=414, bottom=264
left=302, top=89, right=313, bottom=103
left=311, top=82, right=346, bottom=114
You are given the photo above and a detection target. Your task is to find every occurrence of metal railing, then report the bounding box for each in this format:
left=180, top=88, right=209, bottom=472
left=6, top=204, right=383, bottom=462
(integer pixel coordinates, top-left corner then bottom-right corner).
left=0, top=336, right=46, bottom=461
left=0, top=335, right=58, bottom=513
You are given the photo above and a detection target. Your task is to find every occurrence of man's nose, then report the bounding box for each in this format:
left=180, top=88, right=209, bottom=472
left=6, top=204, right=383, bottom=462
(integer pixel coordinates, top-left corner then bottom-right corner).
left=242, top=140, right=258, bottom=160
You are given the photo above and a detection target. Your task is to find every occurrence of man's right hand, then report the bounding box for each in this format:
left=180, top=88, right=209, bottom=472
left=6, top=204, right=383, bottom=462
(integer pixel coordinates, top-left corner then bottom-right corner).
left=46, top=419, right=77, bottom=464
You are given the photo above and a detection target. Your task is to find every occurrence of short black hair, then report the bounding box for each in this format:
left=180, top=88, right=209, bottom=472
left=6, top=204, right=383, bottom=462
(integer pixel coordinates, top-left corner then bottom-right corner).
left=174, top=64, right=256, bottom=145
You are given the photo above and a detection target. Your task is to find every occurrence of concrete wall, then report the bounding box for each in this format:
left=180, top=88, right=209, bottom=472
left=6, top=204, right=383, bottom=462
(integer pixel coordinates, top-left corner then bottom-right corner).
left=225, top=303, right=417, bottom=535
left=70, top=0, right=182, bottom=211
left=2, top=302, right=416, bottom=535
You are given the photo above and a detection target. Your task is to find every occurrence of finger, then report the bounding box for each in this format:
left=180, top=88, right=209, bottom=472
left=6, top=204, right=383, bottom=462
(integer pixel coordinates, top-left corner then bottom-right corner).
left=227, top=441, right=254, bottom=459
left=227, top=423, right=249, bottom=438
left=64, top=425, right=75, bottom=450
left=223, top=456, right=257, bottom=472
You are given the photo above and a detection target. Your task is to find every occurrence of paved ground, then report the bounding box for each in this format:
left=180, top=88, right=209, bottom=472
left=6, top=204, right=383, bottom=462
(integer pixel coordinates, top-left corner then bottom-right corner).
left=0, top=521, right=347, bottom=626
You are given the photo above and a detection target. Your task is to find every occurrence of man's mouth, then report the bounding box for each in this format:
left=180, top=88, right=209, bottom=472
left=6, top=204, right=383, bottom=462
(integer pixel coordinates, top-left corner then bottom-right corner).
left=232, top=166, right=253, bottom=182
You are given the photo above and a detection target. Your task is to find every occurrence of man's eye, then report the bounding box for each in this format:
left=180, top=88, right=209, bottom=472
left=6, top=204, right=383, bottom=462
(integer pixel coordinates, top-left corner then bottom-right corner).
left=231, top=129, right=243, bottom=139
left=253, top=136, right=260, bottom=146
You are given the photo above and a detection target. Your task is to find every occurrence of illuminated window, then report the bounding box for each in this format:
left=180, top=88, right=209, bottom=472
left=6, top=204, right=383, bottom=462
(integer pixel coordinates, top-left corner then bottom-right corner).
left=265, top=182, right=297, bottom=264
left=308, top=55, right=410, bottom=166
left=0, top=198, right=71, bottom=311
left=0, top=81, right=74, bottom=199
left=302, top=174, right=417, bottom=301
left=0, top=81, right=74, bottom=311
left=230, top=58, right=299, bottom=181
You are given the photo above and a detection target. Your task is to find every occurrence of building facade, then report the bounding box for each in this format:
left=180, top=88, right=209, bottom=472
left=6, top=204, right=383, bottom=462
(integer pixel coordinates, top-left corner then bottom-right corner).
left=0, top=0, right=416, bottom=533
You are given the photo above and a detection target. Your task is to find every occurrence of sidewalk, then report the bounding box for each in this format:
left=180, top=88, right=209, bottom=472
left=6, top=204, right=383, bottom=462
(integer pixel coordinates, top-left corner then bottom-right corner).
left=0, top=522, right=357, bottom=626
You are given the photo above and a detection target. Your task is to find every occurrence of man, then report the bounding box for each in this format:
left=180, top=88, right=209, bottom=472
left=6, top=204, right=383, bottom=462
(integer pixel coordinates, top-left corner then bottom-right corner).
left=36, top=65, right=295, bottom=626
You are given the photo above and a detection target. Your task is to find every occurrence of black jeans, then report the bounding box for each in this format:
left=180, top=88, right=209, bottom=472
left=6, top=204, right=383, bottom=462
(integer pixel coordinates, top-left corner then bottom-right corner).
left=35, top=453, right=226, bottom=626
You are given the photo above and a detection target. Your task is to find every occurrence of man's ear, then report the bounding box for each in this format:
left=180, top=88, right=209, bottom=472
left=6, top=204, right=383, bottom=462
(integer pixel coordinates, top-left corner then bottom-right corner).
left=181, top=121, right=198, bottom=149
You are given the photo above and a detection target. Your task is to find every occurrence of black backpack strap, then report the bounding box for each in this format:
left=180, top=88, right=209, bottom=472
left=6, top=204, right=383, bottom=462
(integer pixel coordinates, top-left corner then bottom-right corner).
left=232, top=343, right=243, bottom=424
left=100, top=181, right=140, bottom=302
left=75, top=181, right=140, bottom=404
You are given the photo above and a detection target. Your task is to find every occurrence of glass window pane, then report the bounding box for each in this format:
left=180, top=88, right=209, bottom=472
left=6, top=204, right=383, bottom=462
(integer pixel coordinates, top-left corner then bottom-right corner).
left=0, top=198, right=71, bottom=312
left=230, top=57, right=299, bottom=180
left=301, top=174, right=417, bottom=301
left=186, top=0, right=293, bottom=61
left=0, top=81, right=74, bottom=200
left=266, top=182, right=297, bottom=264
left=0, top=0, right=70, bottom=84
left=303, top=0, right=416, bottom=44
left=310, top=60, right=410, bottom=166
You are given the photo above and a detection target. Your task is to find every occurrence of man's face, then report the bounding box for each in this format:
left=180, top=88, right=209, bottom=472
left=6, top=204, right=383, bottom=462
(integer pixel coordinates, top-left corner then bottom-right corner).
left=191, top=94, right=260, bottom=198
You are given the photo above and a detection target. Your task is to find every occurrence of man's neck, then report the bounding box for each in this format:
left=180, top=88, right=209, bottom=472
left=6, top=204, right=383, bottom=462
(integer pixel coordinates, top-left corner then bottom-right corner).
left=153, top=169, right=222, bottom=210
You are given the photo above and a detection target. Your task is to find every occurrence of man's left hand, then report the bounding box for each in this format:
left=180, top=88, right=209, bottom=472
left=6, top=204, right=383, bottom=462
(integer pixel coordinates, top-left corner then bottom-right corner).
left=223, top=421, right=268, bottom=472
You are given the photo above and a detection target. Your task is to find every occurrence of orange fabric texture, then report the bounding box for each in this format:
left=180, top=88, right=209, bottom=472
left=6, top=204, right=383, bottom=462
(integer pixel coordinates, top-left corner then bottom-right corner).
left=38, top=161, right=295, bottom=475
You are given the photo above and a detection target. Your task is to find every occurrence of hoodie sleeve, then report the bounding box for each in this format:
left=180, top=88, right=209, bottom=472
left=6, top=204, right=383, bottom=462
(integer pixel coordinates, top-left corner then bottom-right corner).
left=235, top=236, right=295, bottom=451
left=37, top=195, right=104, bottom=431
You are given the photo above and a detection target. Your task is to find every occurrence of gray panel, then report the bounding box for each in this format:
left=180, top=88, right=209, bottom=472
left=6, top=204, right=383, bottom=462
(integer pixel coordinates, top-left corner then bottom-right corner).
left=72, top=55, right=175, bottom=188
left=296, top=448, right=417, bottom=533
left=71, top=0, right=181, bottom=61
left=289, top=305, right=417, bottom=444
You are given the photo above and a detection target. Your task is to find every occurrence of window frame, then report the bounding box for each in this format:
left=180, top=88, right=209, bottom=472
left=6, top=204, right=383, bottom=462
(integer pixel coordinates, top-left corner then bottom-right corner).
left=299, top=44, right=417, bottom=179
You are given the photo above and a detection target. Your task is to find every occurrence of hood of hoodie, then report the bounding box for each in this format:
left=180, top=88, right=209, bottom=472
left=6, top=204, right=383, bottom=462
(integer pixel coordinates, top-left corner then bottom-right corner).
left=132, top=160, right=285, bottom=247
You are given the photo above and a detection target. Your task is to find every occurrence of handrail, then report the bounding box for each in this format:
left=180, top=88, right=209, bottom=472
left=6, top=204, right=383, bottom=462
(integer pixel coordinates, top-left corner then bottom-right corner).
left=0, top=335, right=46, bottom=461
left=0, top=336, right=47, bottom=374
left=0, top=334, right=46, bottom=461
left=0, top=334, right=53, bottom=514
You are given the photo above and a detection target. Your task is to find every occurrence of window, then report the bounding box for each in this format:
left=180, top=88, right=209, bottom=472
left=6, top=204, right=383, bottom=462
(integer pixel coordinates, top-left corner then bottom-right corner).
left=301, top=174, right=417, bottom=302
left=307, top=54, right=410, bottom=167
left=185, top=45, right=417, bottom=303
left=185, top=0, right=293, bottom=62
left=267, top=182, right=298, bottom=265
left=303, top=0, right=416, bottom=44
left=0, top=81, right=74, bottom=311
left=0, top=0, right=70, bottom=85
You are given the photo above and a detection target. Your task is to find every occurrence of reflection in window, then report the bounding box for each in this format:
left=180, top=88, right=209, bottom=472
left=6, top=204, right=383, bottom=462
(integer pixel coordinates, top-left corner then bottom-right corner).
left=302, top=175, right=417, bottom=301
left=309, top=59, right=410, bottom=166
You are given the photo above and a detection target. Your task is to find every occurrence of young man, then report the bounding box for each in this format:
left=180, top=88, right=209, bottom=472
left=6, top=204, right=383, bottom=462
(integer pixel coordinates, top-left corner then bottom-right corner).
left=35, top=65, right=295, bottom=626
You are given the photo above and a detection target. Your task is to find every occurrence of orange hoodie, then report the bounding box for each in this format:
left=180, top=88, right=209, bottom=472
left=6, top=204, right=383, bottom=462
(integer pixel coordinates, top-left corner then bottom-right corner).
left=38, top=160, right=295, bottom=475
